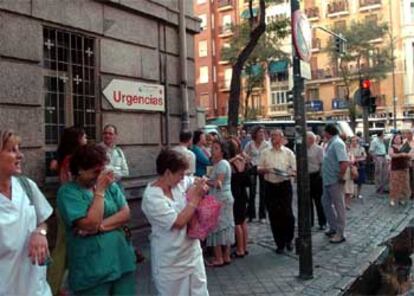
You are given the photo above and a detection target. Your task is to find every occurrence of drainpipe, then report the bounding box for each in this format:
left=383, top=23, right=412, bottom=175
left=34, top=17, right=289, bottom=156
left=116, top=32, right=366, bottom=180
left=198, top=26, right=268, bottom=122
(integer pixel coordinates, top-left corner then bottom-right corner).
left=179, top=0, right=190, bottom=130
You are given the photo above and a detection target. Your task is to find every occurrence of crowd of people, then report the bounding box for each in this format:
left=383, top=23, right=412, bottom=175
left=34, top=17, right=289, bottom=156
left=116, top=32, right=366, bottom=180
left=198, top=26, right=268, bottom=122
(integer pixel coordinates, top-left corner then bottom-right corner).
left=2, top=122, right=414, bottom=296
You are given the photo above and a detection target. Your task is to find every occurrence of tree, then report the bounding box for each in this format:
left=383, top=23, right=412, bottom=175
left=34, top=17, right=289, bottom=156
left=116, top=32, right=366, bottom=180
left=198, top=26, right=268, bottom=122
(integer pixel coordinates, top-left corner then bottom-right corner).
left=222, top=17, right=289, bottom=120
left=325, top=19, right=393, bottom=131
left=226, top=0, right=289, bottom=135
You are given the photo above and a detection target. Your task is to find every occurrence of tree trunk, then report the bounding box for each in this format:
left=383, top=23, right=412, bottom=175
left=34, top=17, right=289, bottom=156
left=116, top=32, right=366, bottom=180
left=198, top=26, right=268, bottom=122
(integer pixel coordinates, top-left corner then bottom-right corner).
left=227, top=0, right=266, bottom=136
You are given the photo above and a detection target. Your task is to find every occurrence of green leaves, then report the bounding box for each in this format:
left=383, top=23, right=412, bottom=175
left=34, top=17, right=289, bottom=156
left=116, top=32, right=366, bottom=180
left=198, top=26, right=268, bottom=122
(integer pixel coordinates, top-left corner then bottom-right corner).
left=325, top=18, right=392, bottom=81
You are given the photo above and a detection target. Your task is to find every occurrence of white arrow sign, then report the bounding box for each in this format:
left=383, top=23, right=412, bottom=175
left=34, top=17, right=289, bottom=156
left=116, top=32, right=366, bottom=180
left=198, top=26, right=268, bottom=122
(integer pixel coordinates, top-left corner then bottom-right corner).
left=103, top=79, right=165, bottom=112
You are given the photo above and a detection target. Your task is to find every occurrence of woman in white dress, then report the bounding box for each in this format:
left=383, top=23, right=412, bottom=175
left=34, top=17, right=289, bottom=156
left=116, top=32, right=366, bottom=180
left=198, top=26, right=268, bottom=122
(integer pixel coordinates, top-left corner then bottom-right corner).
left=142, top=149, right=209, bottom=296
left=0, top=129, right=53, bottom=296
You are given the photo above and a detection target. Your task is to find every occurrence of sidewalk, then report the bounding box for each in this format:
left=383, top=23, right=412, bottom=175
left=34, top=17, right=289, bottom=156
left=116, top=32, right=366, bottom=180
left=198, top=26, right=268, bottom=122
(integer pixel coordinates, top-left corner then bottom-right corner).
left=136, top=185, right=414, bottom=295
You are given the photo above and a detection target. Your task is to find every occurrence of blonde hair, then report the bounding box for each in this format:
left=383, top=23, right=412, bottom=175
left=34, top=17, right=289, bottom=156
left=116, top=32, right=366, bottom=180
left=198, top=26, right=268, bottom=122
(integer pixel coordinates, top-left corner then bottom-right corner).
left=0, top=129, right=20, bottom=151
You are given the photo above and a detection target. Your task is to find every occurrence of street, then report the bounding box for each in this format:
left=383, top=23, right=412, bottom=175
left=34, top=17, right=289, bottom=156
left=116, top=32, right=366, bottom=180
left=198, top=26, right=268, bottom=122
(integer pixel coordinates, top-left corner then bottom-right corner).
left=136, top=184, right=414, bottom=295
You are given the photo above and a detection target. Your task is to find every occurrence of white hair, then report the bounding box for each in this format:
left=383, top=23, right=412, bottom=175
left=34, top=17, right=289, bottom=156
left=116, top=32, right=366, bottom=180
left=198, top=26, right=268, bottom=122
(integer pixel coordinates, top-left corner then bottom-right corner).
left=307, top=131, right=316, bottom=140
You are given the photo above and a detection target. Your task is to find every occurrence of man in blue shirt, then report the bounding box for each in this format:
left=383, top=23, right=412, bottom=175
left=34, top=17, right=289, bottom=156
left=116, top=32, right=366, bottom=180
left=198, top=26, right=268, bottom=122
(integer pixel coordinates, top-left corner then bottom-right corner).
left=322, top=124, right=349, bottom=244
left=369, top=131, right=388, bottom=194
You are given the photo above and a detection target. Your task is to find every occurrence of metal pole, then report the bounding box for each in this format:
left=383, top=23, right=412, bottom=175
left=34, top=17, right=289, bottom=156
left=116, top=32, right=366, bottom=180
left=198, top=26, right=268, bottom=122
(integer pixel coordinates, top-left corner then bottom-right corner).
left=179, top=0, right=190, bottom=130
left=389, top=0, right=397, bottom=129
left=291, top=0, right=313, bottom=280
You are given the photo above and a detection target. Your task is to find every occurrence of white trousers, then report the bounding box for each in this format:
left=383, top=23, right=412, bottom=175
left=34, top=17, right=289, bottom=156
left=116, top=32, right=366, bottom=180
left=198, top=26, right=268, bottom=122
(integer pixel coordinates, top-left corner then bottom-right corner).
left=155, top=256, right=209, bottom=296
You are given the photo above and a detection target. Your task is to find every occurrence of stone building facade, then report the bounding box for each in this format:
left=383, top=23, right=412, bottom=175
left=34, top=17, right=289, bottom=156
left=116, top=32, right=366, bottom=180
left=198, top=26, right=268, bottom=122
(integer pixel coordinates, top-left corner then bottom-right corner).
left=0, top=0, right=199, bottom=240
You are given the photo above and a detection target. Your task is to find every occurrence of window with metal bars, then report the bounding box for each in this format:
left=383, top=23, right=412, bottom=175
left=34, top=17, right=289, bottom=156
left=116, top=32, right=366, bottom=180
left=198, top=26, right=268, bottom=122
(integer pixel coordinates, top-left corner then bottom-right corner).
left=43, top=27, right=96, bottom=176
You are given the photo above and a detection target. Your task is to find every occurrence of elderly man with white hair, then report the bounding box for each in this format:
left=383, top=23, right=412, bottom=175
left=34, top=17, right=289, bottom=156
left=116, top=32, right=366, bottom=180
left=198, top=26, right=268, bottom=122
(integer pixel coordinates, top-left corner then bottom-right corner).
left=258, top=129, right=296, bottom=254
left=307, top=131, right=326, bottom=230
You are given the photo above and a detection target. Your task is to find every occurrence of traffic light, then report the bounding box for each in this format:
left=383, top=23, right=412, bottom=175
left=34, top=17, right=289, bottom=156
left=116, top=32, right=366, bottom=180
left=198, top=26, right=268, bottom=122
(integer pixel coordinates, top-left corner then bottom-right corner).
left=334, top=36, right=346, bottom=54
left=287, top=90, right=294, bottom=113
left=361, top=79, right=371, bottom=106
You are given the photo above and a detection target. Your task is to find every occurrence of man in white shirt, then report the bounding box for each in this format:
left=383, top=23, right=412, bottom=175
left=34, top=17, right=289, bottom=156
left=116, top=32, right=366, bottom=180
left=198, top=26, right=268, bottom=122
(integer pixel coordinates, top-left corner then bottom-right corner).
left=258, top=129, right=296, bottom=254
left=307, top=131, right=326, bottom=230
left=172, top=130, right=196, bottom=176
left=100, top=124, right=129, bottom=181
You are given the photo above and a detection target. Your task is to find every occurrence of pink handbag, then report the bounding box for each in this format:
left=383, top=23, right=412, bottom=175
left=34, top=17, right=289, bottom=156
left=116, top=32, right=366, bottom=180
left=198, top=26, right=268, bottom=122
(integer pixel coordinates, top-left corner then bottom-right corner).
left=187, top=195, right=222, bottom=240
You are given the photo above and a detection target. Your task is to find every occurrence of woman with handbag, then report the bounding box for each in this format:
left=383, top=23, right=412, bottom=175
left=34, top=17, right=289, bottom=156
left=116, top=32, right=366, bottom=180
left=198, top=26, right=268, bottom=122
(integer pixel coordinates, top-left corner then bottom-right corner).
left=0, top=129, right=53, bottom=296
left=57, top=144, right=136, bottom=295
left=206, top=140, right=235, bottom=267
left=228, top=137, right=249, bottom=258
left=389, top=134, right=411, bottom=206
left=142, top=149, right=209, bottom=296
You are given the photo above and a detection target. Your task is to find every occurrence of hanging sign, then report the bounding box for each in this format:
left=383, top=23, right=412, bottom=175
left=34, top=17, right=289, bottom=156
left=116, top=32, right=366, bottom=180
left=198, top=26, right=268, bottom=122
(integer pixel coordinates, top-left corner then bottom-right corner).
left=103, top=79, right=165, bottom=112
left=292, top=10, right=312, bottom=63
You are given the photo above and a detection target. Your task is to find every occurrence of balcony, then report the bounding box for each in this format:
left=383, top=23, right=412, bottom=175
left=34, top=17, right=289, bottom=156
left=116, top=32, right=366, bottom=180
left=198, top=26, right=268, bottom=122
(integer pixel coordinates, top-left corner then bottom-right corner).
left=306, top=100, right=324, bottom=112
left=218, top=25, right=233, bottom=37
left=332, top=98, right=349, bottom=110
left=327, top=0, right=349, bottom=17
left=269, top=104, right=289, bottom=113
left=311, top=68, right=337, bottom=80
left=218, top=0, right=233, bottom=11
left=359, top=0, right=381, bottom=11
left=311, top=38, right=321, bottom=52
left=305, top=7, right=320, bottom=21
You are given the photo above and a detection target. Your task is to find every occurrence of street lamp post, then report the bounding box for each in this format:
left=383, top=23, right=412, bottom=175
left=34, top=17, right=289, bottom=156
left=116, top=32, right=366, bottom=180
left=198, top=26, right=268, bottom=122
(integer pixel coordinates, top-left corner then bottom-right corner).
left=290, top=0, right=313, bottom=280
left=389, top=0, right=397, bottom=129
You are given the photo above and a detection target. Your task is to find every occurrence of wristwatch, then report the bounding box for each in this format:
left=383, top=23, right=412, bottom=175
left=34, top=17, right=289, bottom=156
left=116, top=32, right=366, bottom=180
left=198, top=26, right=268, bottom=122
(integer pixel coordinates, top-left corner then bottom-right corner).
left=34, top=228, right=47, bottom=236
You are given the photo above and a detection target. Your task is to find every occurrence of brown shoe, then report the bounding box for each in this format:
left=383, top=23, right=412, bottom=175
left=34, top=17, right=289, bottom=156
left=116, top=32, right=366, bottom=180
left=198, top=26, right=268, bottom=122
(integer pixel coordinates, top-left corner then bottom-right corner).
left=329, top=234, right=346, bottom=244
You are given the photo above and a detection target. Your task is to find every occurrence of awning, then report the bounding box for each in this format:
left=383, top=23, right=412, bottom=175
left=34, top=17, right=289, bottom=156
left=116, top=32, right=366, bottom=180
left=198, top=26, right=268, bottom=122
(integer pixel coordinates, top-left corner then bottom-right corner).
left=268, top=60, right=288, bottom=74
left=245, top=64, right=263, bottom=76
left=207, top=116, right=228, bottom=126
left=241, top=7, right=258, bottom=19
left=206, top=116, right=243, bottom=126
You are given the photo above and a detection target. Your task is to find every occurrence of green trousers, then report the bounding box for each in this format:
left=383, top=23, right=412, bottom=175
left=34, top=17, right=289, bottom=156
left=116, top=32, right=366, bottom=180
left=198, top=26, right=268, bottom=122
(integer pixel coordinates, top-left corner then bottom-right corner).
left=75, top=272, right=136, bottom=296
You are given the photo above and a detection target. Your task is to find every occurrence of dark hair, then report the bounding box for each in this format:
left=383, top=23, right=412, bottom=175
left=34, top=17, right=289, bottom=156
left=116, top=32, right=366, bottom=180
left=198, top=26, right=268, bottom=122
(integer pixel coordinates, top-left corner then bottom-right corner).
left=324, top=124, right=339, bottom=136
left=377, top=130, right=384, bottom=137
left=251, top=125, right=265, bottom=141
left=70, top=144, right=108, bottom=177
left=103, top=124, right=118, bottom=134
left=356, top=131, right=362, bottom=137
left=156, top=149, right=189, bottom=175
left=227, top=137, right=241, bottom=158
left=179, top=130, right=193, bottom=143
left=193, top=130, right=204, bottom=145
left=392, top=133, right=402, bottom=145
left=57, top=126, right=86, bottom=165
left=213, top=140, right=230, bottom=160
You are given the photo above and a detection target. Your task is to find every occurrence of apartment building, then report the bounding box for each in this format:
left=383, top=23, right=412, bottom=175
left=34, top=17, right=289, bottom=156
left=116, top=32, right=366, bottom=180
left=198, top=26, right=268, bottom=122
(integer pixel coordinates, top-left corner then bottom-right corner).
left=194, top=0, right=241, bottom=119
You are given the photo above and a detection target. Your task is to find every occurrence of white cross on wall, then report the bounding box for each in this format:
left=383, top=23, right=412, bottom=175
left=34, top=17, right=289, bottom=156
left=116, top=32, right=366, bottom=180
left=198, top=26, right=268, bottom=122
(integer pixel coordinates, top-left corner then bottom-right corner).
left=74, top=75, right=83, bottom=85
left=44, top=39, right=54, bottom=50
left=59, top=74, right=69, bottom=83
left=85, top=47, right=93, bottom=57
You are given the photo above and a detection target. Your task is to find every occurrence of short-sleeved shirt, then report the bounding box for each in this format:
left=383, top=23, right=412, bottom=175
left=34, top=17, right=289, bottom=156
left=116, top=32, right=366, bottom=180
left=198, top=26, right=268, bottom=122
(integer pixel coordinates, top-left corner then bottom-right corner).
left=0, top=177, right=53, bottom=296
left=307, top=144, right=324, bottom=174
left=57, top=182, right=136, bottom=292
left=258, top=146, right=296, bottom=184
left=209, top=159, right=232, bottom=200
left=244, top=140, right=271, bottom=166
left=369, top=137, right=387, bottom=156
left=322, top=135, right=349, bottom=186
left=100, top=143, right=129, bottom=180
left=141, top=177, right=202, bottom=282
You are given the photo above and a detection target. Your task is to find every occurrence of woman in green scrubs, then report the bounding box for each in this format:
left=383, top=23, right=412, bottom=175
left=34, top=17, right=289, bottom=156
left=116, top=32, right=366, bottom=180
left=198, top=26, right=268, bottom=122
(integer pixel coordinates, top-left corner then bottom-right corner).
left=57, top=144, right=136, bottom=295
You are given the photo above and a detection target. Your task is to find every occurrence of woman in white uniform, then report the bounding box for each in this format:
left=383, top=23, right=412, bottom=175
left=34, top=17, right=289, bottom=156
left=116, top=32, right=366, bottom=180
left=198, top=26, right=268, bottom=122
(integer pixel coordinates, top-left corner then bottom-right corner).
left=0, top=129, right=53, bottom=296
left=142, top=149, right=209, bottom=296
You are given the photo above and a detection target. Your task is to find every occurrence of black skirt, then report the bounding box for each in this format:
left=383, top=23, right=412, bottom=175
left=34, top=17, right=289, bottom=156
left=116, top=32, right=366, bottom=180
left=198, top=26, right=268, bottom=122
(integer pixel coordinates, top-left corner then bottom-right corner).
left=231, top=172, right=248, bottom=225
